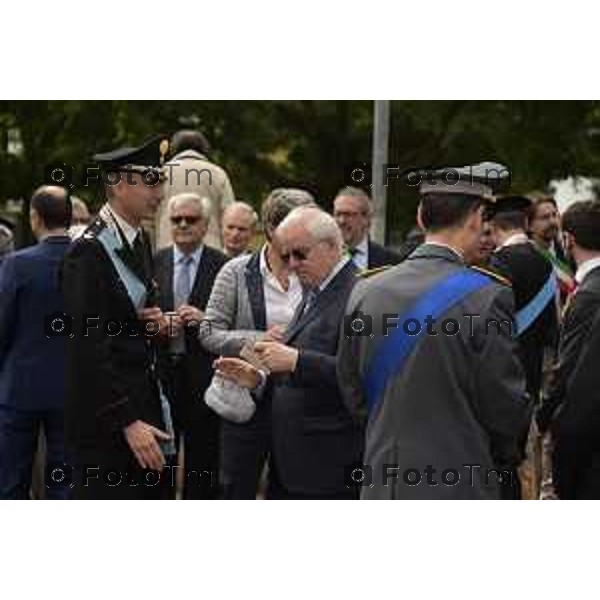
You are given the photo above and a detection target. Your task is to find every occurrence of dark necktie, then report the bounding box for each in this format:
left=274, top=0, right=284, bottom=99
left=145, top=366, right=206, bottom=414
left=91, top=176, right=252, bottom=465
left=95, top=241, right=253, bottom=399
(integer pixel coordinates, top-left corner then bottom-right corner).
left=132, top=232, right=151, bottom=281
left=301, top=288, right=318, bottom=316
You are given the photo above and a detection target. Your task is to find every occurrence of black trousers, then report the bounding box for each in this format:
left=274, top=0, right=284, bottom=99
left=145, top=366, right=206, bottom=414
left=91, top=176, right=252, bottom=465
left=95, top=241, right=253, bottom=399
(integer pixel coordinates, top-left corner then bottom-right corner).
left=70, top=448, right=171, bottom=500
left=161, top=356, right=220, bottom=500
left=266, top=458, right=358, bottom=500
left=220, top=397, right=271, bottom=499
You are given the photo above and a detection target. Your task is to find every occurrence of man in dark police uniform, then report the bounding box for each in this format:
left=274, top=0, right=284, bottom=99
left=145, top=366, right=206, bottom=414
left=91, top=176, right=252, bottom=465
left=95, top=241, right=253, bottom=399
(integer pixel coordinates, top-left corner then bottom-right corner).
left=61, top=135, right=176, bottom=499
left=338, top=163, right=531, bottom=499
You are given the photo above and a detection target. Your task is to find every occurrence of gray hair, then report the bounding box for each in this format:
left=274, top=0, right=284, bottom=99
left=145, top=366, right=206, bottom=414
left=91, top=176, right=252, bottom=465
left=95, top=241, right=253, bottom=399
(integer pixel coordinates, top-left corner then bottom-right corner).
left=277, top=205, right=343, bottom=252
left=261, top=188, right=315, bottom=239
left=0, top=224, right=14, bottom=258
left=334, top=186, right=373, bottom=216
left=168, top=192, right=211, bottom=221
left=71, top=196, right=88, bottom=214
left=223, top=201, right=259, bottom=227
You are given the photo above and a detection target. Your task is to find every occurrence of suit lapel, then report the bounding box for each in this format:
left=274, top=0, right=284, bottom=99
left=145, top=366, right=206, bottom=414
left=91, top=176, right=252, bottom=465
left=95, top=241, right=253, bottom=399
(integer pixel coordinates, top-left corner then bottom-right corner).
left=367, top=239, right=377, bottom=269
left=189, top=248, right=212, bottom=309
left=244, top=252, right=267, bottom=330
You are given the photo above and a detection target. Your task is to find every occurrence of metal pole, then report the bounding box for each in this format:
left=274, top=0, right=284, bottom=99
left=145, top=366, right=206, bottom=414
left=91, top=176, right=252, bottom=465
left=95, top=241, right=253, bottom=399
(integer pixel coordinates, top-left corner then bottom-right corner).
left=370, top=100, right=390, bottom=245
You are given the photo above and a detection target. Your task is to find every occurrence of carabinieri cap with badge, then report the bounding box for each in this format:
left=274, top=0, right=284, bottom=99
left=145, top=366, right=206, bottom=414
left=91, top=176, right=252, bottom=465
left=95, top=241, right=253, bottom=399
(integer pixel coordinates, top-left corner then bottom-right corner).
left=92, top=134, right=170, bottom=184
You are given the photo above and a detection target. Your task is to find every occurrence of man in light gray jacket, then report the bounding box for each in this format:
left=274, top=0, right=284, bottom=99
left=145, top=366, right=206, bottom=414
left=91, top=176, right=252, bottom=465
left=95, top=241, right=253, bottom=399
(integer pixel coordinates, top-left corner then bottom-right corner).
left=156, top=130, right=235, bottom=250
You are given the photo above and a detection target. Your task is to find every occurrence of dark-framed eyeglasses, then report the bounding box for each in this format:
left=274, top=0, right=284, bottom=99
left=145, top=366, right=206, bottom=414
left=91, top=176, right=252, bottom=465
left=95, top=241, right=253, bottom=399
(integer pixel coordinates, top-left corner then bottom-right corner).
left=333, top=210, right=367, bottom=219
left=170, top=215, right=202, bottom=226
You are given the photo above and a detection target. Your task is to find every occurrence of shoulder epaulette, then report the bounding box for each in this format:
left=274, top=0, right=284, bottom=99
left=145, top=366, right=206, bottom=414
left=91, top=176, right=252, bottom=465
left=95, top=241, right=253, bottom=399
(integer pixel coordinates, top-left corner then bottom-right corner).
left=470, top=264, right=512, bottom=287
left=356, top=265, right=391, bottom=279
left=82, top=217, right=107, bottom=240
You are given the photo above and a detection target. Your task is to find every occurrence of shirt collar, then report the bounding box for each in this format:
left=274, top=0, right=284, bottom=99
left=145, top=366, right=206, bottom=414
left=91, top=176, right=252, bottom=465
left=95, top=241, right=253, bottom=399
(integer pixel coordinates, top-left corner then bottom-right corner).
left=258, top=244, right=271, bottom=277
left=353, top=235, right=369, bottom=255
left=575, top=256, right=600, bottom=284
left=174, top=244, right=203, bottom=266
left=102, top=203, right=140, bottom=246
left=423, top=241, right=464, bottom=261
left=316, top=257, right=350, bottom=293
left=500, top=232, right=529, bottom=248
left=171, top=150, right=208, bottom=162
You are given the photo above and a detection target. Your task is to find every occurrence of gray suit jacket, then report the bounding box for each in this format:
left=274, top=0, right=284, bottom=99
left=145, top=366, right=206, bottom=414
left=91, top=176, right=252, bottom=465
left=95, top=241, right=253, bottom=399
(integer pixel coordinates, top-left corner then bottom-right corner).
left=337, top=244, right=531, bottom=499
left=200, top=250, right=268, bottom=356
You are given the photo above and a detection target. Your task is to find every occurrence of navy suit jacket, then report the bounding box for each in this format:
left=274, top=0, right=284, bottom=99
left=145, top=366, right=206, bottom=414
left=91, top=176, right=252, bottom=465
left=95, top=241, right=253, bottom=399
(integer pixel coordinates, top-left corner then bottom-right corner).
left=0, top=236, right=71, bottom=411
left=270, top=260, right=364, bottom=496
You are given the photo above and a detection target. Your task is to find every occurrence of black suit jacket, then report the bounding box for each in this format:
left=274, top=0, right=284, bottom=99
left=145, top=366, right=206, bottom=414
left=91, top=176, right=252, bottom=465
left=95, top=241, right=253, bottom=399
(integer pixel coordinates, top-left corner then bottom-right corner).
left=154, top=245, right=227, bottom=399
left=269, top=260, right=364, bottom=496
left=489, top=242, right=555, bottom=398
left=62, top=220, right=163, bottom=455
left=547, top=266, right=600, bottom=498
left=368, top=240, right=401, bottom=269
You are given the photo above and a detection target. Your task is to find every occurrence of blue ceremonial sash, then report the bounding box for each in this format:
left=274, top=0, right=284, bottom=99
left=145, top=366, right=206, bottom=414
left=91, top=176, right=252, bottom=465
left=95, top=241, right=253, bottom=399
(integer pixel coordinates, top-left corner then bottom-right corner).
left=514, top=272, right=557, bottom=336
left=363, top=270, right=492, bottom=419
left=96, top=225, right=176, bottom=456
left=97, top=227, right=148, bottom=310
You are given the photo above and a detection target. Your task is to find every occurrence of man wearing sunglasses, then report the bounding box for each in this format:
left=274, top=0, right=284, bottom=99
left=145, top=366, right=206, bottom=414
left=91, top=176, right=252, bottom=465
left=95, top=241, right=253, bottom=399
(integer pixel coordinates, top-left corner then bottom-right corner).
left=214, top=205, right=363, bottom=499
left=154, top=193, right=227, bottom=499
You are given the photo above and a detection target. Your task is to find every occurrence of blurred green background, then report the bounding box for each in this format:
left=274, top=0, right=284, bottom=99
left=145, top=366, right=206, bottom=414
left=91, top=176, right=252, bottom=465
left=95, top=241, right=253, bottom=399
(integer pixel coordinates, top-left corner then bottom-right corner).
left=2, top=100, right=600, bottom=246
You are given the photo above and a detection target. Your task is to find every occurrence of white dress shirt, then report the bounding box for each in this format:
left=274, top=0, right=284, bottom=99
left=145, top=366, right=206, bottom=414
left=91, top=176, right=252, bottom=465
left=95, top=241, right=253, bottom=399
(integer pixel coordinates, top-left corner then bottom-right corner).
left=259, top=245, right=303, bottom=329
left=102, top=204, right=140, bottom=247
left=317, top=257, right=351, bottom=293
left=499, top=232, right=529, bottom=248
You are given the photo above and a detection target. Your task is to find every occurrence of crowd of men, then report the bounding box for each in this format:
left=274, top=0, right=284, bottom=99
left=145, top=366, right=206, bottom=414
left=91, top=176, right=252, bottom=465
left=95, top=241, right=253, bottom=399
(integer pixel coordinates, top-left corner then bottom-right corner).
left=1, top=130, right=599, bottom=500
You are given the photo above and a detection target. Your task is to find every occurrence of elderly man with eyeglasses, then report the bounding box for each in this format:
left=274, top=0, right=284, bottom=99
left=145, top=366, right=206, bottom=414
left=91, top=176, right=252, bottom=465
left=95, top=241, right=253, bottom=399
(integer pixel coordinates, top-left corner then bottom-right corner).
left=333, top=186, right=400, bottom=270
left=214, top=206, right=364, bottom=499
left=154, top=192, right=227, bottom=499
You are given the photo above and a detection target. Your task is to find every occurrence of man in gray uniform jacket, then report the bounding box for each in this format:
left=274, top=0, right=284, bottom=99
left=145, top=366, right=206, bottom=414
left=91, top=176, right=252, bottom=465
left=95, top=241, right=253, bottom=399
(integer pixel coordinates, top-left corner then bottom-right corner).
left=337, top=163, right=531, bottom=499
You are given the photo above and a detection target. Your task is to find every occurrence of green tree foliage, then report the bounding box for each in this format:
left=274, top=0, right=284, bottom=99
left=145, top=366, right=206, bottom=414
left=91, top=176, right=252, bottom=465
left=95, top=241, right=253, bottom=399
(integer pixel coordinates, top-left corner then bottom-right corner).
left=2, top=100, right=600, bottom=242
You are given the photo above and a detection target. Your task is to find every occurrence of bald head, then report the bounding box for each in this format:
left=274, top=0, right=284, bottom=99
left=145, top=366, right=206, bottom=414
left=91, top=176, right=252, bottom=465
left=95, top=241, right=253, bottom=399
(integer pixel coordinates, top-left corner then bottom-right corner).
left=222, top=201, right=258, bottom=257
left=30, top=185, right=71, bottom=232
